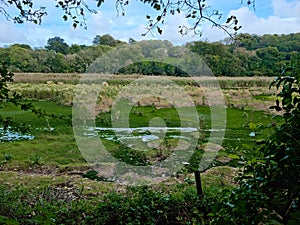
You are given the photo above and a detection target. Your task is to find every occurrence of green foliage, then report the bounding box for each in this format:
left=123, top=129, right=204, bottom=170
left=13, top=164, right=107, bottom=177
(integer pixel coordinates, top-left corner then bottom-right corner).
left=45, top=37, right=69, bottom=55
left=0, top=62, right=13, bottom=99
left=92, top=34, right=125, bottom=46
left=188, top=33, right=300, bottom=76
left=0, top=62, right=17, bottom=130
left=212, top=66, right=300, bottom=224
left=0, top=183, right=211, bottom=225
left=0, top=33, right=299, bottom=76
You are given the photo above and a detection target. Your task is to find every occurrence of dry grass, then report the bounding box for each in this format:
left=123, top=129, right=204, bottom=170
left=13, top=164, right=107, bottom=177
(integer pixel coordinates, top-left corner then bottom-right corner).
left=13, top=73, right=274, bottom=85
left=10, top=73, right=278, bottom=112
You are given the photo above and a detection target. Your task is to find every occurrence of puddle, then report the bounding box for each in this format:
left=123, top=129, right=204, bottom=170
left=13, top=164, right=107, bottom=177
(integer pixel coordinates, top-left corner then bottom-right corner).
left=0, top=128, right=35, bottom=142
left=83, top=126, right=225, bottom=143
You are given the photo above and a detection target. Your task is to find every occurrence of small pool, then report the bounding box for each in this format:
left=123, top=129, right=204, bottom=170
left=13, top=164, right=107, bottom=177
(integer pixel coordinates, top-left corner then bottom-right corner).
left=0, top=128, right=34, bottom=142
left=82, top=126, right=225, bottom=143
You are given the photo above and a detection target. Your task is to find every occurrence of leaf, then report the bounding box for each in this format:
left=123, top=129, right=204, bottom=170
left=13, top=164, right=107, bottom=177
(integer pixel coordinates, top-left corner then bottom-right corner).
left=256, top=139, right=266, bottom=145
left=248, top=122, right=257, bottom=130
left=226, top=16, right=233, bottom=23
left=276, top=77, right=284, bottom=90
left=242, top=143, right=253, bottom=149
left=97, top=0, right=105, bottom=7
left=228, top=154, right=240, bottom=159
left=233, top=26, right=242, bottom=31
left=154, top=3, right=161, bottom=10
left=269, top=77, right=279, bottom=89
left=146, top=15, right=150, bottom=19
left=282, top=95, right=292, bottom=106
left=157, top=27, right=162, bottom=35
left=280, top=155, right=289, bottom=161
left=293, top=96, right=300, bottom=105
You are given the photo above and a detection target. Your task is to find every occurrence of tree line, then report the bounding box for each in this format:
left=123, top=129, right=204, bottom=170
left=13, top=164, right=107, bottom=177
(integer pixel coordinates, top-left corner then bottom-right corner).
left=0, top=33, right=299, bottom=76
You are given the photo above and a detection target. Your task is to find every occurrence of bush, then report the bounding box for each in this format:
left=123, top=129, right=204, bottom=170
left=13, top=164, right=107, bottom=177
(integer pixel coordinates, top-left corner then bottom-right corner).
left=210, top=67, right=300, bottom=224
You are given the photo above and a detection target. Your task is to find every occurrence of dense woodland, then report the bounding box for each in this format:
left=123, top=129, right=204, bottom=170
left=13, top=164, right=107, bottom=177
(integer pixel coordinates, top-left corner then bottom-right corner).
left=0, top=33, right=299, bottom=76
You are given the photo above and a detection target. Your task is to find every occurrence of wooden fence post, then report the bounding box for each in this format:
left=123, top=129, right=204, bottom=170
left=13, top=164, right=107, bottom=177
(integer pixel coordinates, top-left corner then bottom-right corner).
left=194, top=170, right=203, bottom=199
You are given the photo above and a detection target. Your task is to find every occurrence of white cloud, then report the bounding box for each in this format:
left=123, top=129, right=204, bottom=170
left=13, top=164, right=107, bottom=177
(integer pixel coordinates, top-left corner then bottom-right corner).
left=272, top=0, right=300, bottom=17
left=158, top=14, right=196, bottom=44
left=0, top=22, right=26, bottom=45
left=228, top=5, right=300, bottom=35
left=200, top=0, right=300, bottom=41
left=131, top=13, right=196, bottom=44
left=0, top=0, right=300, bottom=47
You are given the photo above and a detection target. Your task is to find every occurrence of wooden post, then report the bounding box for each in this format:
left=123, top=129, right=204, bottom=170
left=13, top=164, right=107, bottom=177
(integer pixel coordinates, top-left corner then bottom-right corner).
left=194, top=170, right=203, bottom=199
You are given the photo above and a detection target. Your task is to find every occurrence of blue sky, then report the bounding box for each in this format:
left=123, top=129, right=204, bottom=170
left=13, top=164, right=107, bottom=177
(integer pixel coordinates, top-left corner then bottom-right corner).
left=0, top=0, right=299, bottom=47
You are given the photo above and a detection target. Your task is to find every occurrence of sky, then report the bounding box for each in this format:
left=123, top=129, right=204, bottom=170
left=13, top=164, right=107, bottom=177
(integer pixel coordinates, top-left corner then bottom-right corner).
left=0, top=0, right=299, bottom=47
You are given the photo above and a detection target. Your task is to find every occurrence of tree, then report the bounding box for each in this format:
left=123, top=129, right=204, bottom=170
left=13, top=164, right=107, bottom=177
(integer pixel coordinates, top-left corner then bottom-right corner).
left=47, top=52, right=68, bottom=73
left=256, top=46, right=280, bottom=76
left=0, top=62, right=13, bottom=105
left=0, top=47, right=10, bottom=64
left=45, top=37, right=69, bottom=55
left=65, top=53, right=87, bottom=73
left=68, top=44, right=87, bottom=54
left=9, top=45, right=37, bottom=72
left=188, top=41, right=244, bottom=76
left=92, top=34, right=124, bottom=46
left=31, top=49, right=53, bottom=72
left=10, top=43, right=32, bottom=50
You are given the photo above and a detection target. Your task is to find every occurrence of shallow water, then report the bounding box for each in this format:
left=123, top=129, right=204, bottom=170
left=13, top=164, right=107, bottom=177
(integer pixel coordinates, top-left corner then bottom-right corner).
left=83, top=126, right=224, bottom=143
left=0, top=128, right=34, bottom=142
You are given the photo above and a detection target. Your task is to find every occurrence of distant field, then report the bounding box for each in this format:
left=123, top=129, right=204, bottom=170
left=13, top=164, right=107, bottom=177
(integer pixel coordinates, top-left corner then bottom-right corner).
left=10, top=73, right=277, bottom=112
left=13, top=73, right=274, bottom=87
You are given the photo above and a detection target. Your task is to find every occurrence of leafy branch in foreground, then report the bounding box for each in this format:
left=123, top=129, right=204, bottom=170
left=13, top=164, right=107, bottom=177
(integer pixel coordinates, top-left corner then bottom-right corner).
left=0, top=0, right=255, bottom=36
left=0, top=0, right=47, bottom=24
left=211, top=66, right=300, bottom=224
left=0, top=61, right=13, bottom=105
left=138, top=0, right=244, bottom=37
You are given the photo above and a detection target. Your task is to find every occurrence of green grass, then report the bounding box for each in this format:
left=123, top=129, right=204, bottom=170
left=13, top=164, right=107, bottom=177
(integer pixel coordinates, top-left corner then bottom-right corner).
left=0, top=101, right=71, bottom=131
left=1, top=100, right=277, bottom=170
left=0, top=165, right=238, bottom=224
left=0, top=101, right=83, bottom=169
left=0, top=100, right=280, bottom=225
left=253, top=94, right=276, bottom=101
left=0, top=75, right=285, bottom=224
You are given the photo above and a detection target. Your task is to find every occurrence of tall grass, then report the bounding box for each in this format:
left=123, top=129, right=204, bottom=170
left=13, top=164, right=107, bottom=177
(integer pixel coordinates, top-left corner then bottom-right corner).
left=9, top=74, right=276, bottom=111
left=13, top=73, right=274, bottom=87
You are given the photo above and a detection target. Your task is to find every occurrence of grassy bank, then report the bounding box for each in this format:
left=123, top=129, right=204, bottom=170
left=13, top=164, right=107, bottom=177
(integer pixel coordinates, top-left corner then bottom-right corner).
left=0, top=74, right=282, bottom=224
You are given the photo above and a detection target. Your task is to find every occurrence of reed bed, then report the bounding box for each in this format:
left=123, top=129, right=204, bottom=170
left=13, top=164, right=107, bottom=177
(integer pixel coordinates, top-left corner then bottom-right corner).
left=12, top=73, right=274, bottom=88
left=8, top=74, right=277, bottom=112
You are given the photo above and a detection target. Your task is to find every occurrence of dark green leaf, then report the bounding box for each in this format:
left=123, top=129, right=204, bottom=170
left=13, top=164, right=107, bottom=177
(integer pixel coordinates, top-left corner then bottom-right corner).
left=157, top=27, right=162, bottom=34
left=154, top=3, right=161, bottom=10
